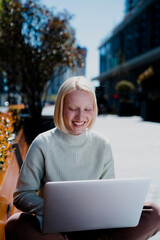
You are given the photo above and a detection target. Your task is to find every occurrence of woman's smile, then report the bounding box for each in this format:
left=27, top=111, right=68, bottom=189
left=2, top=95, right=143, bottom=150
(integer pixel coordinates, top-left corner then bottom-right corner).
left=72, top=121, right=86, bottom=126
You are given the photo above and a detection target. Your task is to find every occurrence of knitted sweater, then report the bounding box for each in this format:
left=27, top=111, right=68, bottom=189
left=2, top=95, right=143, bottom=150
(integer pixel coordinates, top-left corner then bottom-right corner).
left=13, top=127, right=115, bottom=226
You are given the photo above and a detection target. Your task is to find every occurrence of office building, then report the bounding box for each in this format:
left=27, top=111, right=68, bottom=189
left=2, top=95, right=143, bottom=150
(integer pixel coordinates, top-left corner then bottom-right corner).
left=93, top=0, right=160, bottom=120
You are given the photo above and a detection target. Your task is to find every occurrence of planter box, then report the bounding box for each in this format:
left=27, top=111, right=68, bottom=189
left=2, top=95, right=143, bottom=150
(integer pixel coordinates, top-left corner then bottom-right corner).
left=117, top=101, right=135, bottom=117
left=141, top=99, right=160, bottom=122
left=0, top=129, right=29, bottom=240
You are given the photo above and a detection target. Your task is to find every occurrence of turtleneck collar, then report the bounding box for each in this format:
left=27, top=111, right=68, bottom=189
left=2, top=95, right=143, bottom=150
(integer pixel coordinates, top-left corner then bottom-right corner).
left=54, top=127, right=88, bottom=146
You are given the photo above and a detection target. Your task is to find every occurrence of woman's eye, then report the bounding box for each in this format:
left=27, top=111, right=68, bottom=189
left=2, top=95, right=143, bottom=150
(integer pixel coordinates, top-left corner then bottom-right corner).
left=69, top=108, right=76, bottom=111
left=85, top=109, right=91, bottom=111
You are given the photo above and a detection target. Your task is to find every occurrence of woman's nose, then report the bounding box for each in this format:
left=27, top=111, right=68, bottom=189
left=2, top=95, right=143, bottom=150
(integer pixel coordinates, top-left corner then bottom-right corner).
left=75, top=109, right=83, bottom=119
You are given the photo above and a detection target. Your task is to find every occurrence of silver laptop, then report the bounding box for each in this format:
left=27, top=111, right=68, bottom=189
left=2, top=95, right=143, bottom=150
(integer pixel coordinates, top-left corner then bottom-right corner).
left=42, top=178, right=150, bottom=233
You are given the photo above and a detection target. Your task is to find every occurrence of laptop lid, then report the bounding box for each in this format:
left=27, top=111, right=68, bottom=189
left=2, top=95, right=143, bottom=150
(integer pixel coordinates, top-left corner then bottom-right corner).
left=42, top=178, right=150, bottom=233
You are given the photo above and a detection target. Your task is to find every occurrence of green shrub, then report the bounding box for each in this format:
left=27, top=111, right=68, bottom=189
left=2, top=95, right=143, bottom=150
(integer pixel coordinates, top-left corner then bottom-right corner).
left=115, top=80, right=135, bottom=94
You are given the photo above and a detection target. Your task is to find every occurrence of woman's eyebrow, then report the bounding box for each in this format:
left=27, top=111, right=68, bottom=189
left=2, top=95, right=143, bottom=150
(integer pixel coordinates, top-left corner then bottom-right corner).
left=67, top=104, right=93, bottom=107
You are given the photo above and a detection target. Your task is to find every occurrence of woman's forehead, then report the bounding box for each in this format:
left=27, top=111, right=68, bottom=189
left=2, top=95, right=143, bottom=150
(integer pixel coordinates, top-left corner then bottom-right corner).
left=65, top=89, right=93, bottom=103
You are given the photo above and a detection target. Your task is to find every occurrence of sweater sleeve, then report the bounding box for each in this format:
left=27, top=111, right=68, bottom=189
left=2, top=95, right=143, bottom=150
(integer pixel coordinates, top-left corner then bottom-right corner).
left=13, top=137, right=45, bottom=216
left=100, top=141, right=115, bottom=179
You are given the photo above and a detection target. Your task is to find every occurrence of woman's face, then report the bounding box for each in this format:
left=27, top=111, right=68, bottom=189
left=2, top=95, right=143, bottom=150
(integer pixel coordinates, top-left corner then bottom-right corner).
left=63, top=89, right=94, bottom=135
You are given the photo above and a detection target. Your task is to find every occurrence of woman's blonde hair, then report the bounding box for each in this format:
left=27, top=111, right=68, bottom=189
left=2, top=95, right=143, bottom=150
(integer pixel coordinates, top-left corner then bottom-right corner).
left=54, top=76, right=98, bottom=133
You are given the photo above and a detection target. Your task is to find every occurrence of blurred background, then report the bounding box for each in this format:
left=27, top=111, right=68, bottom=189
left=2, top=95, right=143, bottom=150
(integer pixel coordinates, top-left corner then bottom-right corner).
left=0, top=0, right=160, bottom=124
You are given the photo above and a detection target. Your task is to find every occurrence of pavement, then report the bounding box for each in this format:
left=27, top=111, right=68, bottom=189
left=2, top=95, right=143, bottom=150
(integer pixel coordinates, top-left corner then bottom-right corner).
left=93, top=115, right=160, bottom=240
left=93, top=115, right=160, bottom=204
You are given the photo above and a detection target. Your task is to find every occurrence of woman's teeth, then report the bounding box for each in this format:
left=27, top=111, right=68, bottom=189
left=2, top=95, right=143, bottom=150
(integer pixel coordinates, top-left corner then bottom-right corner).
left=73, top=122, right=85, bottom=126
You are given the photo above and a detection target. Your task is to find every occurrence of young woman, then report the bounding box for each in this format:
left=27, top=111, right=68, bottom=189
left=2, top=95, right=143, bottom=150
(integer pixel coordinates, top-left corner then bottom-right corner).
left=5, top=76, right=160, bottom=240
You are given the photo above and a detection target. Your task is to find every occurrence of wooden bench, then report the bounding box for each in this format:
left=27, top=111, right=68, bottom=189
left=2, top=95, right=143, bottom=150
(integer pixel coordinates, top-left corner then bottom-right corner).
left=0, top=129, right=29, bottom=240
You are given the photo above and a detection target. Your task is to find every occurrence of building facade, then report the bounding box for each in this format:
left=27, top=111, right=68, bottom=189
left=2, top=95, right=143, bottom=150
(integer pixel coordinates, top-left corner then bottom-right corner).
left=93, top=0, right=160, bottom=120
left=125, top=0, right=142, bottom=14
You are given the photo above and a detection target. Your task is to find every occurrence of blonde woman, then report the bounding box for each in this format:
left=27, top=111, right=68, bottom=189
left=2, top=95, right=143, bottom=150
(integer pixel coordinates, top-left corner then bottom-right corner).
left=6, top=76, right=160, bottom=240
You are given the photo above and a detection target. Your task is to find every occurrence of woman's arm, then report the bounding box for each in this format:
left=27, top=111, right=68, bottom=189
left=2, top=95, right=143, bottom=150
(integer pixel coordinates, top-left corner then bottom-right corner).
left=13, top=137, right=45, bottom=216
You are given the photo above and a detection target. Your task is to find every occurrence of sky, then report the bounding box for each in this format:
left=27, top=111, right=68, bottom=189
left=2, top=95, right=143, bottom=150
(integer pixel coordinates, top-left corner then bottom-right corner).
left=41, top=0, right=126, bottom=84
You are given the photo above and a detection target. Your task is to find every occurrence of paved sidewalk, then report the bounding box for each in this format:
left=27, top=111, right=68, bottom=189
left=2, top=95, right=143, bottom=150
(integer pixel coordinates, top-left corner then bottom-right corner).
left=93, top=115, right=160, bottom=240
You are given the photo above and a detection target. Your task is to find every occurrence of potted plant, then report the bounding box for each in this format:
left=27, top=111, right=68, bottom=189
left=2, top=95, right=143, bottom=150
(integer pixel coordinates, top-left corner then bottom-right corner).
left=115, top=80, right=135, bottom=116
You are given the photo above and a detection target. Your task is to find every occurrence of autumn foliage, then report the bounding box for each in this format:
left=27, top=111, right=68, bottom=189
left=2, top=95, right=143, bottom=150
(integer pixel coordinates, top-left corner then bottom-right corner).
left=0, top=111, right=16, bottom=171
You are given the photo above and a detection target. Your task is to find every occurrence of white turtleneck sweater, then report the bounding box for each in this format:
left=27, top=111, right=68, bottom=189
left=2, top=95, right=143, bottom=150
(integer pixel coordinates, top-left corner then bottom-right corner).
left=13, top=127, right=115, bottom=227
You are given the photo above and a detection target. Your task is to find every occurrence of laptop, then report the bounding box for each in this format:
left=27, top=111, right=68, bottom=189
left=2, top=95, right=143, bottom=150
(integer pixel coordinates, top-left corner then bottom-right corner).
left=42, top=178, right=150, bottom=233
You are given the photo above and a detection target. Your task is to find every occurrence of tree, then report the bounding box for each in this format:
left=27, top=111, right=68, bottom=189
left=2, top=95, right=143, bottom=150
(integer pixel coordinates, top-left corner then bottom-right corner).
left=0, top=0, right=83, bottom=119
